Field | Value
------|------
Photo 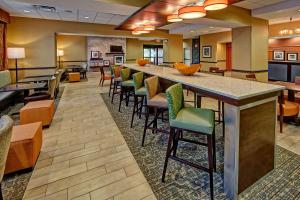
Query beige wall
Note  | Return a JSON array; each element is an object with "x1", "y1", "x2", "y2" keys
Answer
[
  {"x1": 7, "y1": 17, "x2": 183, "y2": 70},
  {"x1": 56, "y1": 35, "x2": 87, "y2": 64},
  {"x1": 126, "y1": 38, "x2": 163, "y2": 62},
  {"x1": 200, "y1": 31, "x2": 231, "y2": 71}
]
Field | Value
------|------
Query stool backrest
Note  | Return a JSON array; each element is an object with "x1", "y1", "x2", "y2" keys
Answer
[
  {"x1": 133, "y1": 72, "x2": 144, "y2": 92},
  {"x1": 120, "y1": 68, "x2": 131, "y2": 81},
  {"x1": 0, "y1": 115, "x2": 13, "y2": 182},
  {"x1": 166, "y1": 83, "x2": 184, "y2": 120},
  {"x1": 144, "y1": 76, "x2": 161, "y2": 100},
  {"x1": 113, "y1": 66, "x2": 123, "y2": 78}
]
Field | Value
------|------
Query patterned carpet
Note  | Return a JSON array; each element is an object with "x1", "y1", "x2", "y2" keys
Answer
[
  {"x1": 0, "y1": 86, "x2": 64, "y2": 200},
  {"x1": 101, "y1": 93, "x2": 300, "y2": 200}
]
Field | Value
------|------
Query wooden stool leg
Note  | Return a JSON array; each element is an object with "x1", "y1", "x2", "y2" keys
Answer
[
  {"x1": 111, "y1": 81, "x2": 117, "y2": 103},
  {"x1": 218, "y1": 101, "x2": 221, "y2": 122},
  {"x1": 131, "y1": 95, "x2": 137, "y2": 128},
  {"x1": 142, "y1": 106, "x2": 150, "y2": 147},
  {"x1": 118, "y1": 87, "x2": 124, "y2": 112},
  {"x1": 109, "y1": 78, "x2": 113, "y2": 97},
  {"x1": 153, "y1": 108, "x2": 158, "y2": 133},
  {"x1": 0, "y1": 182, "x2": 3, "y2": 200},
  {"x1": 212, "y1": 130, "x2": 216, "y2": 172},
  {"x1": 207, "y1": 135, "x2": 215, "y2": 200},
  {"x1": 162, "y1": 127, "x2": 175, "y2": 182},
  {"x1": 173, "y1": 129, "x2": 179, "y2": 157},
  {"x1": 222, "y1": 102, "x2": 225, "y2": 138},
  {"x1": 138, "y1": 96, "x2": 144, "y2": 119}
]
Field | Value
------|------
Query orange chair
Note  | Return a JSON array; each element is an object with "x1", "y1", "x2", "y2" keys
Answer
[
  {"x1": 99, "y1": 66, "x2": 112, "y2": 86},
  {"x1": 277, "y1": 95, "x2": 299, "y2": 132},
  {"x1": 68, "y1": 72, "x2": 80, "y2": 82},
  {"x1": 20, "y1": 100, "x2": 54, "y2": 127},
  {"x1": 5, "y1": 122, "x2": 42, "y2": 174}
]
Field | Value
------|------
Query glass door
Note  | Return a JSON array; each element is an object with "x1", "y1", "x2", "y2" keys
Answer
[{"x1": 143, "y1": 45, "x2": 163, "y2": 65}]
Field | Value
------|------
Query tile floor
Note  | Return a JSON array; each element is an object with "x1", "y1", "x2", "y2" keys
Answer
[
  {"x1": 22, "y1": 72, "x2": 300, "y2": 200},
  {"x1": 23, "y1": 73, "x2": 156, "y2": 200}
]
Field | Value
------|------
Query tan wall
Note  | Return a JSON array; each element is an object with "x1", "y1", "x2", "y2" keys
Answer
[
  {"x1": 126, "y1": 38, "x2": 163, "y2": 62},
  {"x1": 56, "y1": 35, "x2": 87, "y2": 63},
  {"x1": 200, "y1": 31, "x2": 231, "y2": 71},
  {"x1": 7, "y1": 17, "x2": 183, "y2": 70}
]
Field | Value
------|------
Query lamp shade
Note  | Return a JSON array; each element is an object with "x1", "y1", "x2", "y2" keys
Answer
[
  {"x1": 7, "y1": 48, "x2": 25, "y2": 59},
  {"x1": 167, "y1": 14, "x2": 183, "y2": 22},
  {"x1": 204, "y1": 0, "x2": 228, "y2": 11},
  {"x1": 178, "y1": 6, "x2": 206, "y2": 19},
  {"x1": 57, "y1": 49, "x2": 64, "y2": 57}
]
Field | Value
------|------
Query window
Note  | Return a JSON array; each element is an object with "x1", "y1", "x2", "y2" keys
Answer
[{"x1": 143, "y1": 45, "x2": 163, "y2": 65}]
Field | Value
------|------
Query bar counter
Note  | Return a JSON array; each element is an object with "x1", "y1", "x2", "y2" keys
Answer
[{"x1": 124, "y1": 63, "x2": 285, "y2": 200}]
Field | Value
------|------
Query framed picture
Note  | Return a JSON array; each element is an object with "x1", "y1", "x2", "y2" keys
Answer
[
  {"x1": 273, "y1": 51, "x2": 285, "y2": 61},
  {"x1": 91, "y1": 51, "x2": 100, "y2": 60},
  {"x1": 202, "y1": 46, "x2": 212, "y2": 58},
  {"x1": 114, "y1": 56, "x2": 124, "y2": 65},
  {"x1": 104, "y1": 60, "x2": 110, "y2": 66},
  {"x1": 287, "y1": 53, "x2": 298, "y2": 61},
  {"x1": 98, "y1": 60, "x2": 104, "y2": 66}
]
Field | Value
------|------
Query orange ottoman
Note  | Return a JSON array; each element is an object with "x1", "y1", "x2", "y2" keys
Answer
[
  {"x1": 5, "y1": 122, "x2": 43, "y2": 174},
  {"x1": 20, "y1": 100, "x2": 54, "y2": 127},
  {"x1": 69, "y1": 72, "x2": 80, "y2": 82}
]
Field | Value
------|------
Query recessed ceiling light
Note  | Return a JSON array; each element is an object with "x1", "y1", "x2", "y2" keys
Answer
[
  {"x1": 190, "y1": 30, "x2": 195, "y2": 33},
  {"x1": 84, "y1": 16, "x2": 89, "y2": 19},
  {"x1": 209, "y1": 26, "x2": 215, "y2": 29},
  {"x1": 24, "y1": 10, "x2": 31, "y2": 13}
]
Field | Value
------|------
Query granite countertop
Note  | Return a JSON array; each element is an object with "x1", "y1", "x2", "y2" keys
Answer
[{"x1": 125, "y1": 64, "x2": 285, "y2": 100}]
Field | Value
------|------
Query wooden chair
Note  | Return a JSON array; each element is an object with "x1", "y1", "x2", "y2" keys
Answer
[
  {"x1": 0, "y1": 115, "x2": 13, "y2": 200},
  {"x1": 118, "y1": 68, "x2": 134, "y2": 112},
  {"x1": 99, "y1": 66, "x2": 112, "y2": 87},
  {"x1": 80, "y1": 63, "x2": 88, "y2": 79}
]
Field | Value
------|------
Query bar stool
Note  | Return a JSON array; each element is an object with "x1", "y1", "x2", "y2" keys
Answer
[
  {"x1": 130, "y1": 72, "x2": 146, "y2": 128},
  {"x1": 111, "y1": 66, "x2": 123, "y2": 103},
  {"x1": 162, "y1": 83, "x2": 216, "y2": 200},
  {"x1": 142, "y1": 76, "x2": 168, "y2": 146},
  {"x1": 118, "y1": 68, "x2": 134, "y2": 112}
]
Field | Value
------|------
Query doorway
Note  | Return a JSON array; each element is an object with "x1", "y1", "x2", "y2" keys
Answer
[
  {"x1": 143, "y1": 45, "x2": 163, "y2": 65},
  {"x1": 184, "y1": 48, "x2": 191, "y2": 65},
  {"x1": 226, "y1": 43, "x2": 232, "y2": 71}
]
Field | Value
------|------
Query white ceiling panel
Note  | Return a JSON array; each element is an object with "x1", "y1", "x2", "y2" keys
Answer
[
  {"x1": 107, "y1": 15, "x2": 128, "y2": 25},
  {"x1": 234, "y1": 0, "x2": 286, "y2": 10}
]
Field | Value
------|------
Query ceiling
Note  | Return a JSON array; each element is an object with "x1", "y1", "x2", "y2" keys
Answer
[
  {"x1": 0, "y1": 0, "x2": 140, "y2": 25},
  {"x1": 1, "y1": 0, "x2": 300, "y2": 38}
]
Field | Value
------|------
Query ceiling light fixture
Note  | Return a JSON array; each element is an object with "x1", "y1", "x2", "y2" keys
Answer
[
  {"x1": 204, "y1": 0, "x2": 228, "y2": 11},
  {"x1": 132, "y1": 30, "x2": 142, "y2": 35},
  {"x1": 167, "y1": 14, "x2": 183, "y2": 22},
  {"x1": 24, "y1": 10, "x2": 31, "y2": 13},
  {"x1": 143, "y1": 25, "x2": 155, "y2": 31},
  {"x1": 178, "y1": 6, "x2": 206, "y2": 19},
  {"x1": 134, "y1": 27, "x2": 150, "y2": 34},
  {"x1": 84, "y1": 16, "x2": 89, "y2": 19}
]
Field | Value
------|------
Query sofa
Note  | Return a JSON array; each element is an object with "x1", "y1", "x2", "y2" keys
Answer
[{"x1": 0, "y1": 70, "x2": 17, "y2": 110}]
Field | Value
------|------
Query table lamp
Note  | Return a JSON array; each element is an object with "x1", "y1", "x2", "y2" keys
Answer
[
  {"x1": 7, "y1": 47, "x2": 25, "y2": 83},
  {"x1": 57, "y1": 49, "x2": 64, "y2": 68}
]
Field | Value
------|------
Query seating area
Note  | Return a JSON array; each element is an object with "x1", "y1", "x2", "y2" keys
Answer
[{"x1": 1, "y1": 1, "x2": 300, "y2": 200}]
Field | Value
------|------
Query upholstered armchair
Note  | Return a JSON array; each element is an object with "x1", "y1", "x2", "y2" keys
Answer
[{"x1": 0, "y1": 115, "x2": 13, "y2": 199}]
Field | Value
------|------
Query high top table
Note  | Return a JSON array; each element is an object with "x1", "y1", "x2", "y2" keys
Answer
[{"x1": 124, "y1": 64, "x2": 285, "y2": 199}]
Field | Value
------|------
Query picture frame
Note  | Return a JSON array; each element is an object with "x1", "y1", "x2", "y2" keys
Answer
[
  {"x1": 104, "y1": 60, "x2": 110, "y2": 66},
  {"x1": 91, "y1": 51, "x2": 100, "y2": 60},
  {"x1": 273, "y1": 51, "x2": 285, "y2": 61},
  {"x1": 98, "y1": 60, "x2": 104, "y2": 66},
  {"x1": 202, "y1": 46, "x2": 212, "y2": 58},
  {"x1": 114, "y1": 55, "x2": 124, "y2": 65},
  {"x1": 287, "y1": 53, "x2": 298, "y2": 61}
]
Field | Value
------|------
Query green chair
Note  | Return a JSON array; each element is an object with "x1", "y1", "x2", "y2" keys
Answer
[
  {"x1": 162, "y1": 83, "x2": 216, "y2": 200},
  {"x1": 118, "y1": 68, "x2": 134, "y2": 112},
  {"x1": 130, "y1": 72, "x2": 147, "y2": 128},
  {"x1": 142, "y1": 76, "x2": 168, "y2": 146}
]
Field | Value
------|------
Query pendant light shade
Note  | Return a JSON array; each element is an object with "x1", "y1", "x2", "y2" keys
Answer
[
  {"x1": 167, "y1": 14, "x2": 183, "y2": 22},
  {"x1": 133, "y1": 27, "x2": 150, "y2": 34},
  {"x1": 132, "y1": 30, "x2": 142, "y2": 35},
  {"x1": 204, "y1": 0, "x2": 228, "y2": 11},
  {"x1": 143, "y1": 25, "x2": 155, "y2": 31},
  {"x1": 178, "y1": 6, "x2": 206, "y2": 19}
]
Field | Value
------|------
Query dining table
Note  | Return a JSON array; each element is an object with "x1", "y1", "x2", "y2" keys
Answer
[
  {"x1": 0, "y1": 82, "x2": 47, "y2": 96},
  {"x1": 272, "y1": 81, "x2": 300, "y2": 101},
  {"x1": 124, "y1": 63, "x2": 285, "y2": 200},
  {"x1": 18, "y1": 76, "x2": 53, "y2": 83}
]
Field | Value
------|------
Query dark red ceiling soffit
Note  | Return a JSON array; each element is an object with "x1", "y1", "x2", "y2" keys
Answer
[
  {"x1": 115, "y1": 0, "x2": 243, "y2": 31},
  {"x1": 0, "y1": 8, "x2": 10, "y2": 23}
]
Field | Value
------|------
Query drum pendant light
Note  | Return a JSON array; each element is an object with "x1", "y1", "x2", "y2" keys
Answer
[
  {"x1": 178, "y1": 6, "x2": 206, "y2": 19},
  {"x1": 167, "y1": 14, "x2": 183, "y2": 22},
  {"x1": 204, "y1": 0, "x2": 228, "y2": 11}
]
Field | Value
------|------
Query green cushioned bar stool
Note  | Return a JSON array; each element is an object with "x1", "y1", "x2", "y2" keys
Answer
[
  {"x1": 142, "y1": 76, "x2": 168, "y2": 146},
  {"x1": 130, "y1": 72, "x2": 147, "y2": 128},
  {"x1": 118, "y1": 68, "x2": 134, "y2": 112},
  {"x1": 111, "y1": 65, "x2": 123, "y2": 103},
  {"x1": 162, "y1": 83, "x2": 216, "y2": 200}
]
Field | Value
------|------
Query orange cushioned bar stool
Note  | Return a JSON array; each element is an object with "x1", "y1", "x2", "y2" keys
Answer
[
  {"x1": 69, "y1": 72, "x2": 81, "y2": 82},
  {"x1": 5, "y1": 122, "x2": 42, "y2": 174},
  {"x1": 20, "y1": 100, "x2": 54, "y2": 127}
]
